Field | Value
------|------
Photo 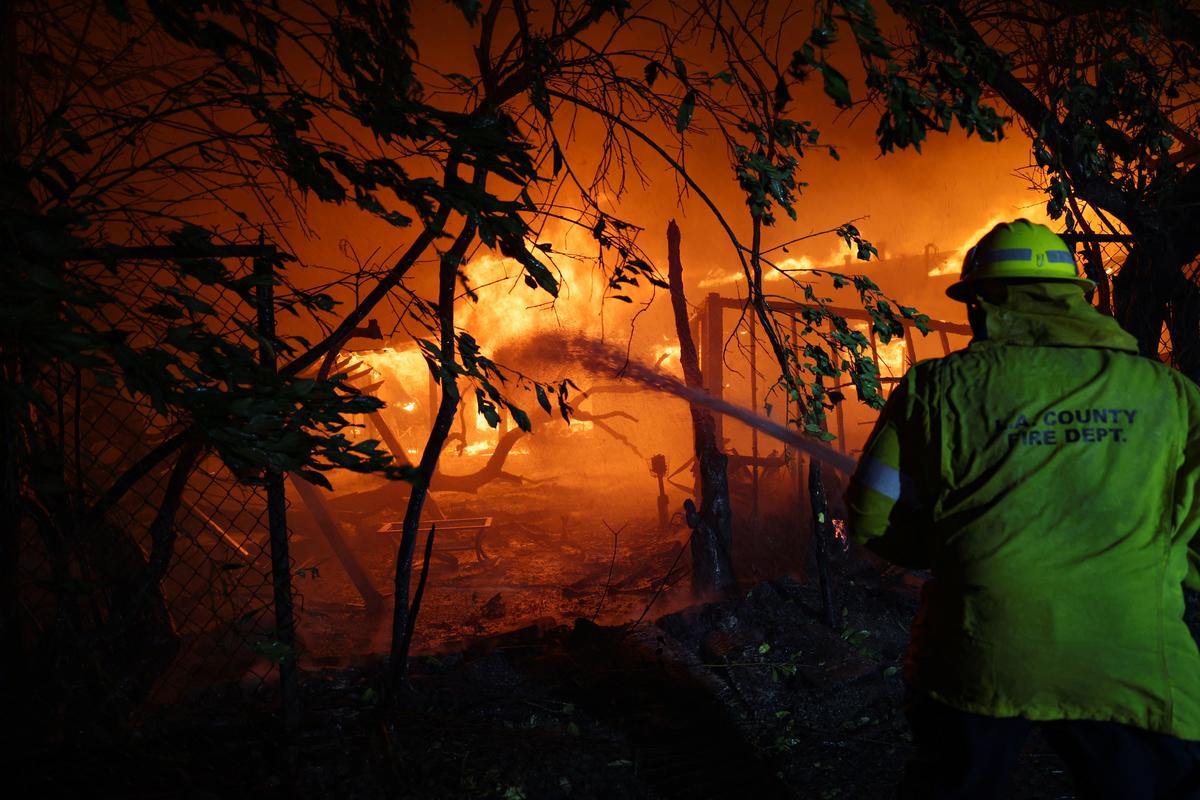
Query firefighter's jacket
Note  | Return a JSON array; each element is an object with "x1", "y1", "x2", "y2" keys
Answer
[{"x1": 846, "y1": 282, "x2": 1200, "y2": 740}]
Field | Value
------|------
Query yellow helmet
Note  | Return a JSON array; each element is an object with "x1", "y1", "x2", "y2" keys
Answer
[{"x1": 946, "y1": 219, "x2": 1094, "y2": 302}]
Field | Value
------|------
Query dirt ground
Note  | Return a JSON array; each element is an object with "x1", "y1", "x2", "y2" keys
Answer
[
  {"x1": 291, "y1": 473, "x2": 706, "y2": 664},
  {"x1": 18, "y1": 535, "x2": 1167, "y2": 799},
  {"x1": 14, "y1": 466, "x2": 1199, "y2": 799}
]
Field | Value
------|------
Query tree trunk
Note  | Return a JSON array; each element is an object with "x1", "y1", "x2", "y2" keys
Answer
[
  {"x1": 666, "y1": 220, "x2": 735, "y2": 598},
  {"x1": 808, "y1": 460, "x2": 837, "y2": 629},
  {"x1": 389, "y1": 196, "x2": 481, "y2": 690},
  {"x1": 1167, "y1": 275, "x2": 1200, "y2": 384},
  {"x1": 103, "y1": 440, "x2": 201, "y2": 707},
  {"x1": 1113, "y1": 243, "x2": 1168, "y2": 360}
]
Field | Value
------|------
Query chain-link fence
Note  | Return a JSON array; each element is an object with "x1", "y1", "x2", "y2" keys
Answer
[
  {"x1": 1062, "y1": 232, "x2": 1135, "y2": 312},
  {"x1": 16, "y1": 250, "x2": 294, "y2": 706},
  {"x1": 1060, "y1": 232, "x2": 1182, "y2": 359}
]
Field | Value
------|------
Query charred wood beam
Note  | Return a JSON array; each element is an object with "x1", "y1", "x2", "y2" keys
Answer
[
  {"x1": 288, "y1": 475, "x2": 383, "y2": 613},
  {"x1": 317, "y1": 321, "x2": 385, "y2": 383},
  {"x1": 368, "y1": 411, "x2": 414, "y2": 470},
  {"x1": 572, "y1": 407, "x2": 642, "y2": 457},
  {"x1": 705, "y1": 295, "x2": 973, "y2": 335}
]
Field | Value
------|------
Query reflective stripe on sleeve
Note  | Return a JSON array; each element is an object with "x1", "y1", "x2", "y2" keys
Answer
[
  {"x1": 856, "y1": 456, "x2": 902, "y2": 500},
  {"x1": 855, "y1": 457, "x2": 921, "y2": 507}
]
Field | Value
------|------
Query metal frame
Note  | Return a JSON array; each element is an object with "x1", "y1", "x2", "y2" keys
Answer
[{"x1": 694, "y1": 293, "x2": 970, "y2": 519}]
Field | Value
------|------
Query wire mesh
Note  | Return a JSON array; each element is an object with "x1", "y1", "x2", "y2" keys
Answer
[{"x1": 17, "y1": 252, "x2": 294, "y2": 705}]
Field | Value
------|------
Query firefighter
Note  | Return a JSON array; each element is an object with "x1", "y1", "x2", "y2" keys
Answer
[{"x1": 846, "y1": 219, "x2": 1200, "y2": 799}]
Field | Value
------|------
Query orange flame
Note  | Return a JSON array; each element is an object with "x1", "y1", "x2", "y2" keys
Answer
[{"x1": 929, "y1": 208, "x2": 1055, "y2": 277}]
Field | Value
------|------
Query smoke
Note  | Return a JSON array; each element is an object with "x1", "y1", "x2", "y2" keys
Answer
[{"x1": 523, "y1": 331, "x2": 859, "y2": 475}]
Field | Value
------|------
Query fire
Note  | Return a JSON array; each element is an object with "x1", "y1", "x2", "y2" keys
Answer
[
  {"x1": 456, "y1": 253, "x2": 547, "y2": 343},
  {"x1": 356, "y1": 346, "x2": 428, "y2": 386},
  {"x1": 876, "y1": 339, "x2": 907, "y2": 376},
  {"x1": 929, "y1": 208, "x2": 1056, "y2": 277},
  {"x1": 472, "y1": 409, "x2": 495, "y2": 432},
  {"x1": 773, "y1": 255, "x2": 819, "y2": 276},
  {"x1": 353, "y1": 346, "x2": 429, "y2": 411},
  {"x1": 833, "y1": 519, "x2": 848, "y2": 551},
  {"x1": 462, "y1": 441, "x2": 494, "y2": 457},
  {"x1": 651, "y1": 341, "x2": 682, "y2": 373},
  {"x1": 457, "y1": 222, "x2": 613, "y2": 347},
  {"x1": 696, "y1": 254, "x2": 826, "y2": 288},
  {"x1": 929, "y1": 257, "x2": 960, "y2": 278},
  {"x1": 854, "y1": 322, "x2": 907, "y2": 376}
]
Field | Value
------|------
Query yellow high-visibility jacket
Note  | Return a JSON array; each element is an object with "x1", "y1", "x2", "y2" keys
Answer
[{"x1": 847, "y1": 282, "x2": 1200, "y2": 740}]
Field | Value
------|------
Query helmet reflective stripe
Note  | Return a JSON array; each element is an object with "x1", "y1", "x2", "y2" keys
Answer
[
  {"x1": 1045, "y1": 250, "x2": 1075, "y2": 264},
  {"x1": 983, "y1": 248, "x2": 1033, "y2": 263}
]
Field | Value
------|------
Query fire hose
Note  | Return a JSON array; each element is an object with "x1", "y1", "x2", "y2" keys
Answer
[{"x1": 539, "y1": 332, "x2": 859, "y2": 476}]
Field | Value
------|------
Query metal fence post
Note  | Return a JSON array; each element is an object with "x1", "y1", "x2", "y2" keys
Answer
[{"x1": 254, "y1": 254, "x2": 300, "y2": 732}]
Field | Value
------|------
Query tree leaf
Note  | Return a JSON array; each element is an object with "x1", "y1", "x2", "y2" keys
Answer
[
  {"x1": 820, "y1": 62, "x2": 852, "y2": 108},
  {"x1": 644, "y1": 61, "x2": 660, "y2": 87},
  {"x1": 509, "y1": 405, "x2": 531, "y2": 432},
  {"x1": 535, "y1": 384, "x2": 552, "y2": 415},
  {"x1": 676, "y1": 89, "x2": 696, "y2": 133}
]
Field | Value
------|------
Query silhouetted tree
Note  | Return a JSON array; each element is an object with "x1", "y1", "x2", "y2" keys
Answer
[{"x1": 887, "y1": 0, "x2": 1200, "y2": 376}]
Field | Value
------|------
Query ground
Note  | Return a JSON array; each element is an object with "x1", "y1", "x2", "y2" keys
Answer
[
  {"x1": 17, "y1": 536, "x2": 1160, "y2": 800},
  {"x1": 14, "y1": 469, "x2": 1198, "y2": 799}
]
